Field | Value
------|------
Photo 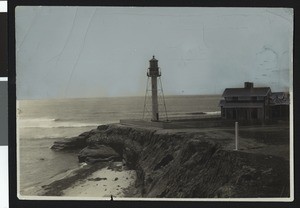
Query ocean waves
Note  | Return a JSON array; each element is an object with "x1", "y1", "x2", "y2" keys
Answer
[{"x1": 17, "y1": 117, "x2": 99, "y2": 129}]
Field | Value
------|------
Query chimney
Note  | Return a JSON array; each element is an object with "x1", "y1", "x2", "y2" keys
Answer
[{"x1": 244, "y1": 82, "x2": 253, "y2": 89}]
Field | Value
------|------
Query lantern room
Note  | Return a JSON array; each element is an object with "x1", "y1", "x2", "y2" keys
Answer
[{"x1": 147, "y1": 56, "x2": 161, "y2": 77}]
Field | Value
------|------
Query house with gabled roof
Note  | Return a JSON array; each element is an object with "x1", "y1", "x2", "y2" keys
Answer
[{"x1": 219, "y1": 82, "x2": 289, "y2": 121}]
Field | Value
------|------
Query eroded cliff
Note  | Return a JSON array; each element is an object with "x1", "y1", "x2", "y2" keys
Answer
[{"x1": 51, "y1": 123, "x2": 290, "y2": 198}]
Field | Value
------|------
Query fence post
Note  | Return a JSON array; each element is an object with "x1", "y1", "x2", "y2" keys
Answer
[{"x1": 235, "y1": 121, "x2": 238, "y2": 150}]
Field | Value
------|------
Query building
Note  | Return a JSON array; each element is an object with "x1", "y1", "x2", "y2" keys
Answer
[
  {"x1": 269, "y1": 92, "x2": 289, "y2": 120},
  {"x1": 219, "y1": 82, "x2": 289, "y2": 121}
]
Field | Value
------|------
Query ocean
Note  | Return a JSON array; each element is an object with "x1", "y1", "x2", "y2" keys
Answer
[{"x1": 17, "y1": 95, "x2": 221, "y2": 196}]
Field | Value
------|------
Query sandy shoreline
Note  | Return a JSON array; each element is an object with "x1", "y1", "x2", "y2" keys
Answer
[{"x1": 62, "y1": 161, "x2": 137, "y2": 198}]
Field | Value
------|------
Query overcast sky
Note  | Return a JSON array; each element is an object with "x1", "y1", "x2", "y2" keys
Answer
[{"x1": 16, "y1": 7, "x2": 293, "y2": 99}]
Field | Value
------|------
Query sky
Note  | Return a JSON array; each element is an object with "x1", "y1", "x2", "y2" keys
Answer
[{"x1": 15, "y1": 7, "x2": 293, "y2": 99}]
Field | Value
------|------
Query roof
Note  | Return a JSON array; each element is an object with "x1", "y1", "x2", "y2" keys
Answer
[
  {"x1": 222, "y1": 87, "x2": 271, "y2": 97},
  {"x1": 219, "y1": 100, "x2": 264, "y2": 108},
  {"x1": 150, "y1": 55, "x2": 158, "y2": 61}
]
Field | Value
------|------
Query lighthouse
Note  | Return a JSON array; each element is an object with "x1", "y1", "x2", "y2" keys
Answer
[
  {"x1": 147, "y1": 56, "x2": 161, "y2": 121},
  {"x1": 143, "y1": 56, "x2": 168, "y2": 122}
]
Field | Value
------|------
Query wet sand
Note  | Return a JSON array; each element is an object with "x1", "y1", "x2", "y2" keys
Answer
[{"x1": 62, "y1": 162, "x2": 137, "y2": 198}]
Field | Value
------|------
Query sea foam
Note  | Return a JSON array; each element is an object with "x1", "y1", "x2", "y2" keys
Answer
[{"x1": 18, "y1": 117, "x2": 98, "y2": 129}]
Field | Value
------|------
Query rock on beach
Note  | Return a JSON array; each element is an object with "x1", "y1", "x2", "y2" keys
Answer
[{"x1": 78, "y1": 144, "x2": 121, "y2": 163}]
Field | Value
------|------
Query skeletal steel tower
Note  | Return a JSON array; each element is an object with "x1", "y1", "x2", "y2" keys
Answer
[{"x1": 143, "y1": 56, "x2": 168, "y2": 121}]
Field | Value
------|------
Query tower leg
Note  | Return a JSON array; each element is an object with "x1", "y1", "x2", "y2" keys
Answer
[
  {"x1": 159, "y1": 77, "x2": 169, "y2": 121},
  {"x1": 151, "y1": 77, "x2": 159, "y2": 121},
  {"x1": 142, "y1": 77, "x2": 150, "y2": 119}
]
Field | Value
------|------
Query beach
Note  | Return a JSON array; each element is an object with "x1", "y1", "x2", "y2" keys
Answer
[{"x1": 62, "y1": 162, "x2": 137, "y2": 198}]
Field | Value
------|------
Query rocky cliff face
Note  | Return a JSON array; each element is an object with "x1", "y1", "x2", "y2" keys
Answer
[{"x1": 51, "y1": 124, "x2": 290, "y2": 198}]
